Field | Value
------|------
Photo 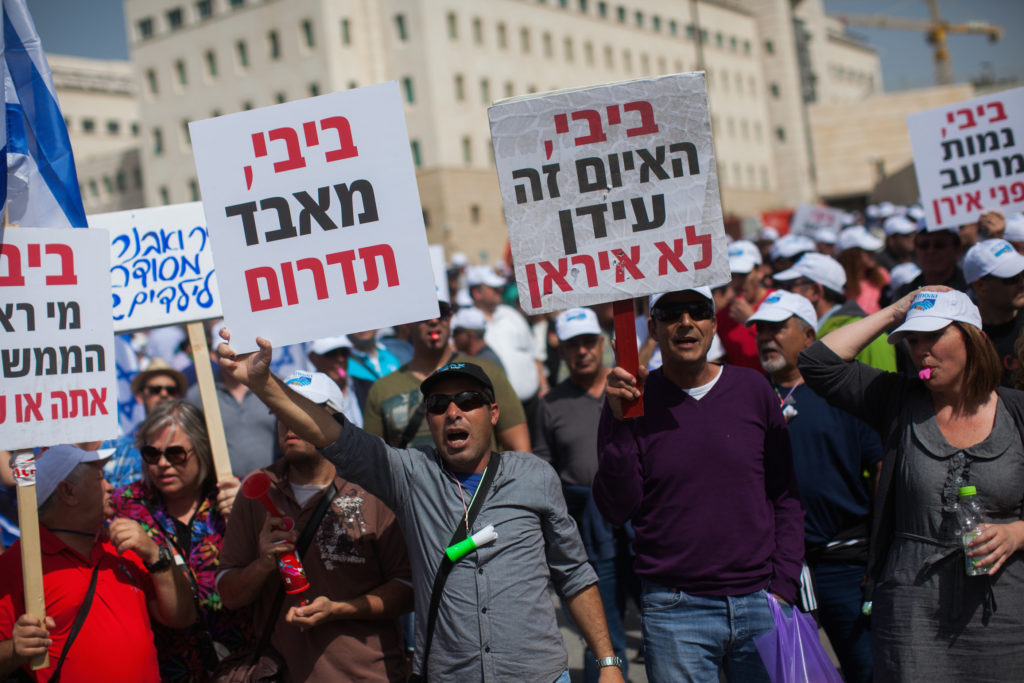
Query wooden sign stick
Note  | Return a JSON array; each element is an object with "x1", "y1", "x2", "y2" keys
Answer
[
  {"x1": 11, "y1": 450, "x2": 48, "y2": 670},
  {"x1": 612, "y1": 299, "x2": 644, "y2": 418},
  {"x1": 186, "y1": 321, "x2": 233, "y2": 478}
]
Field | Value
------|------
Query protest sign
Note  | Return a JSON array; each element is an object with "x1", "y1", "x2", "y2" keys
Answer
[
  {"x1": 790, "y1": 204, "x2": 845, "y2": 238},
  {"x1": 488, "y1": 73, "x2": 728, "y2": 315},
  {"x1": 92, "y1": 202, "x2": 222, "y2": 332},
  {"x1": 190, "y1": 81, "x2": 437, "y2": 354},
  {"x1": 908, "y1": 86, "x2": 1024, "y2": 230},
  {"x1": 0, "y1": 227, "x2": 118, "y2": 449}
]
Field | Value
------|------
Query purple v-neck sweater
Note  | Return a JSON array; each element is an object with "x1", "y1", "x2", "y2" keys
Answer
[{"x1": 594, "y1": 365, "x2": 804, "y2": 603}]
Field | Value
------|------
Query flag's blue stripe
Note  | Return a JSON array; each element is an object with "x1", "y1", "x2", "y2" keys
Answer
[{"x1": 3, "y1": 11, "x2": 86, "y2": 227}]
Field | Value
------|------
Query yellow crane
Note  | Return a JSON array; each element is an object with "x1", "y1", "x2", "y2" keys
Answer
[{"x1": 836, "y1": 0, "x2": 1002, "y2": 86}]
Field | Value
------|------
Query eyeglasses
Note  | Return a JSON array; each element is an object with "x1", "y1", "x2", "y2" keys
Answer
[
  {"x1": 144, "y1": 384, "x2": 179, "y2": 397},
  {"x1": 650, "y1": 300, "x2": 715, "y2": 323},
  {"x1": 140, "y1": 445, "x2": 192, "y2": 466},
  {"x1": 424, "y1": 390, "x2": 492, "y2": 415}
]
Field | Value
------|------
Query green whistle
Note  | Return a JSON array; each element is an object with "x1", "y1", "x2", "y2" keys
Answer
[{"x1": 446, "y1": 524, "x2": 497, "y2": 562}]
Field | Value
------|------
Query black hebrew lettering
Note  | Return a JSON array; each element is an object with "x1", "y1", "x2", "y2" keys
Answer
[
  {"x1": 260, "y1": 196, "x2": 297, "y2": 242},
  {"x1": 226, "y1": 201, "x2": 260, "y2": 246},
  {"x1": 631, "y1": 194, "x2": 666, "y2": 231},
  {"x1": 334, "y1": 180, "x2": 378, "y2": 227}
]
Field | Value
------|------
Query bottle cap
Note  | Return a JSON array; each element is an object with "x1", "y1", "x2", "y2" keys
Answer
[{"x1": 958, "y1": 485, "x2": 977, "y2": 497}]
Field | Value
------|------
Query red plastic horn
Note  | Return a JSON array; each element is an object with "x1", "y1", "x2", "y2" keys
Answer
[{"x1": 240, "y1": 471, "x2": 309, "y2": 597}]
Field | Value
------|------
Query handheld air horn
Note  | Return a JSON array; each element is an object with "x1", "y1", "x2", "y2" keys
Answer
[{"x1": 241, "y1": 471, "x2": 311, "y2": 601}]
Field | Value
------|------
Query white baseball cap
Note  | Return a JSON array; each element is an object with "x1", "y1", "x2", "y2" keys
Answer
[
  {"x1": 35, "y1": 445, "x2": 111, "y2": 508},
  {"x1": 906, "y1": 205, "x2": 926, "y2": 222},
  {"x1": 757, "y1": 226, "x2": 780, "y2": 242},
  {"x1": 555, "y1": 307, "x2": 602, "y2": 341},
  {"x1": 745, "y1": 290, "x2": 818, "y2": 328},
  {"x1": 889, "y1": 262, "x2": 922, "y2": 292},
  {"x1": 770, "y1": 234, "x2": 815, "y2": 262},
  {"x1": 650, "y1": 287, "x2": 715, "y2": 309},
  {"x1": 728, "y1": 240, "x2": 762, "y2": 274},
  {"x1": 1004, "y1": 213, "x2": 1024, "y2": 242},
  {"x1": 773, "y1": 252, "x2": 847, "y2": 294},
  {"x1": 883, "y1": 215, "x2": 917, "y2": 236},
  {"x1": 466, "y1": 265, "x2": 505, "y2": 289},
  {"x1": 451, "y1": 306, "x2": 488, "y2": 332},
  {"x1": 837, "y1": 226, "x2": 883, "y2": 253},
  {"x1": 450, "y1": 252, "x2": 468, "y2": 268},
  {"x1": 310, "y1": 335, "x2": 353, "y2": 356},
  {"x1": 887, "y1": 290, "x2": 982, "y2": 343},
  {"x1": 284, "y1": 371, "x2": 345, "y2": 412},
  {"x1": 813, "y1": 227, "x2": 837, "y2": 245},
  {"x1": 963, "y1": 239, "x2": 1024, "y2": 283}
]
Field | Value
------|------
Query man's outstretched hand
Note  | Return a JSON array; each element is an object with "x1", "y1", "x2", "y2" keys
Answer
[{"x1": 216, "y1": 328, "x2": 273, "y2": 391}]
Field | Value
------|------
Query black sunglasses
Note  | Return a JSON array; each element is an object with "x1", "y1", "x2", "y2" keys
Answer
[
  {"x1": 144, "y1": 384, "x2": 179, "y2": 397},
  {"x1": 140, "y1": 445, "x2": 192, "y2": 466},
  {"x1": 424, "y1": 390, "x2": 491, "y2": 415},
  {"x1": 650, "y1": 300, "x2": 714, "y2": 323}
]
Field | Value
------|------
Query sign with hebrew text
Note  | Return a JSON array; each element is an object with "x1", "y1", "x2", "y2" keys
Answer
[
  {"x1": 789, "y1": 204, "x2": 844, "y2": 238},
  {"x1": 908, "y1": 87, "x2": 1024, "y2": 230},
  {"x1": 189, "y1": 82, "x2": 437, "y2": 353},
  {"x1": 0, "y1": 227, "x2": 118, "y2": 449},
  {"x1": 91, "y1": 202, "x2": 222, "y2": 332},
  {"x1": 489, "y1": 74, "x2": 728, "y2": 314}
]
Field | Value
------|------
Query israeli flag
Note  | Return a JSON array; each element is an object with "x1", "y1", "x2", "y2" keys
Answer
[{"x1": 2, "y1": 0, "x2": 87, "y2": 228}]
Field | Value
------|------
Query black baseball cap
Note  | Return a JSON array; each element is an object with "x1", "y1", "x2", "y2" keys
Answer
[{"x1": 420, "y1": 361, "x2": 495, "y2": 401}]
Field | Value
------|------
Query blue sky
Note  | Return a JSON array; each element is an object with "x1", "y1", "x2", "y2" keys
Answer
[{"x1": 25, "y1": 0, "x2": 1024, "y2": 93}]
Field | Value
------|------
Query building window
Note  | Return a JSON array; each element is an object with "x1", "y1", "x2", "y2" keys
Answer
[
  {"x1": 770, "y1": 82, "x2": 780, "y2": 98},
  {"x1": 584, "y1": 41, "x2": 594, "y2": 66},
  {"x1": 462, "y1": 136, "x2": 472, "y2": 164},
  {"x1": 145, "y1": 68, "x2": 158, "y2": 94},
  {"x1": 520, "y1": 27, "x2": 530, "y2": 52},
  {"x1": 640, "y1": 53, "x2": 649, "y2": 73},
  {"x1": 89, "y1": 179, "x2": 99, "y2": 197},
  {"x1": 743, "y1": 39, "x2": 751, "y2": 55},
  {"x1": 137, "y1": 17, "x2": 154, "y2": 40},
  {"x1": 182, "y1": 119, "x2": 191, "y2": 146},
  {"x1": 764, "y1": 40, "x2": 774, "y2": 54},
  {"x1": 497, "y1": 23, "x2": 507, "y2": 49},
  {"x1": 131, "y1": 122, "x2": 140, "y2": 136},
  {"x1": 395, "y1": 14, "x2": 408, "y2": 42},
  {"x1": 175, "y1": 59, "x2": 187, "y2": 86},
  {"x1": 159, "y1": 186, "x2": 170, "y2": 205},
  {"x1": 229, "y1": 0, "x2": 244, "y2": 8},
  {"x1": 205, "y1": 50, "x2": 217, "y2": 76},
  {"x1": 715, "y1": 32, "x2": 723, "y2": 47},
  {"x1": 504, "y1": 80, "x2": 514, "y2": 97},
  {"x1": 275, "y1": 92, "x2": 286, "y2": 103},
  {"x1": 167, "y1": 8, "x2": 184, "y2": 30},
  {"x1": 82, "y1": 118, "x2": 96, "y2": 133},
  {"x1": 730, "y1": 36, "x2": 738, "y2": 51},
  {"x1": 597, "y1": 2, "x2": 608, "y2": 18},
  {"x1": 473, "y1": 17, "x2": 483, "y2": 44},
  {"x1": 347, "y1": 80, "x2": 358, "y2": 89},
  {"x1": 604, "y1": 45, "x2": 614, "y2": 68},
  {"x1": 403, "y1": 76, "x2": 415, "y2": 103},
  {"x1": 775, "y1": 126, "x2": 786, "y2": 142},
  {"x1": 236, "y1": 40, "x2": 249, "y2": 68},
  {"x1": 190, "y1": 179, "x2": 200, "y2": 201},
  {"x1": 103, "y1": 176, "x2": 114, "y2": 194},
  {"x1": 196, "y1": 0, "x2": 212, "y2": 19},
  {"x1": 634, "y1": 10, "x2": 643, "y2": 27},
  {"x1": 470, "y1": 204, "x2": 481, "y2": 224},
  {"x1": 652, "y1": 15, "x2": 661, "y2": 31},
  {"x1": 543, "y1": 32, "x2": 552, "y2": 57},
  {"x1": 579, "y1": 0, "x2": 588, "y2": 11},
  {"x1": 685, "y1": 24, "x2": 695, "y2": 39},
  {"x1": 657, "y1": 56, "x2": 666, "y2": 73},
  {"x1": 116, "y1": 171, "x2": 126, "y2": 191},
  {"x1": 341, "y1": 18, "x2": 351, "y2": 45},
  {"x1": 480, "y1": 78, "x2": 490, "y2": 103},
  {"x1": 268, "y1": 30, "x2": 280, "y2": 59},
  {"x1": 446, "y1": 12, "x2": 457, "y2": 40},
  {"x1": 133, "y1": 167, "x2": 143, "y2": 188},
  {"x1": 309, "y1": 82, "x2": 320, "y2": 96},
  {"x1": 153, "y1": 128, "x2": 164, "y2": 155},
  {"x1": 410, "y1": 140, "x2": 422, "y2": 167},
  {"x1": 243, "y1": 100, "x2": 254, "y2": 110},
  {"x1": 622, "y1": 49, "x2": 632, "y2": 73},
  {"x1": 564, "y1": 37, "x2": 573, "y2": 62},
  {"x1": 302, "y1": 20, "x2": 315, "y2": 48},
  {"x1": 454, "y1": 74, "x2": 465, "y2": 101},
  {"x1": 106, "y1": 120, "x2": 120, "y2": 135},
  {"x1": 669, "y1": 19, "x2": 678, "y2": 35},
  {"x1": 422, "y1": 209, "x2": 430, "y2": 227},
  {"x1": 616, "y1": 6, "x2": 625, "y2": 23}
]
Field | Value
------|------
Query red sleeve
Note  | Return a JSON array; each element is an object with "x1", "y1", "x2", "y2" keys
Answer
[{"x1": 0, "y1": 544, "x2": 26, "y2": 640}]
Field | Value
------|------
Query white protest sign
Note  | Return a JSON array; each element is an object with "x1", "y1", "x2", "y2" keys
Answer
[
  {"x1": 91, "y1": 202, "x2": 222, "y2": 332},
  {"x1": 790, "y1": 204, "x2": 845, "y2": 238},
  {"x1": 489, "y1": 73, "x2": 728, "y2": 314},
  {"x1": 0, "y1": 227, "x2": 118, "y2": 449},
  {"x1": 908, "y1": 86, "x2": 1024, "y2": 230},
  {"x1": 189, "y1": 81, "x2": 437, "y2": 353}
]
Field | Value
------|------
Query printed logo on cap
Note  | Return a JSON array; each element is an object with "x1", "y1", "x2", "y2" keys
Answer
[
  {"x1": 565, "y1": 312, "x2": 587, "y2": 322},
  {"x1": 765, "y1": 293, "x2": 784, "y2": 305},
  {"x1": 286, "y1": 375, "x2": 313, "y2": 387},
  {"x1": 437, "y1": 362, "x2": 466, "y2": 373},
  {"x1": 994, "y1": 243, "x2": 1013, "y2": 258},
  {"x1": 910, "y1": 293, "x2": 937, "y2": 311}
]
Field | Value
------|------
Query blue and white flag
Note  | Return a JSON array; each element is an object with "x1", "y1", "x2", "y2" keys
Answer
[{"x1": 1, "y1": 0, "x2": 86, "y2": 228}]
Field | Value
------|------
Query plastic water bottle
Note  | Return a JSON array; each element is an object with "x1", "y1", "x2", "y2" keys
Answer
[{"x1": 957, "y1": 486, "x2": 988, "y2": 576}]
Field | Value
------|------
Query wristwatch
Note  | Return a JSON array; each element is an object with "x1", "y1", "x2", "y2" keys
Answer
[
  {"x1": 595, "y1": 656, "x2": 623, "y2": 669},
  {"x1": 144, "y1": 544, "x2": 174, "y2": 573}
]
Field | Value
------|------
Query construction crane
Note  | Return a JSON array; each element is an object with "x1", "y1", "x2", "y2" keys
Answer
[{"x1": 836, "y1": 0, "x2": 1002, "y2": 86}]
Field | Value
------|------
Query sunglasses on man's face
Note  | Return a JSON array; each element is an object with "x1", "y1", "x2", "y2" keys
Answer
[
  {"x1": 424, "y1": 390, "x2": 491, "y2": 415},
  {"x1": 144, "y1": 384, "x2": 179, "y2": 397},
  {"x1": 650, "y1": 300, "x2": 715, "y2": 323},
  {"x1": 140, "y1": 445, "x2": 192, "y2": 466}
]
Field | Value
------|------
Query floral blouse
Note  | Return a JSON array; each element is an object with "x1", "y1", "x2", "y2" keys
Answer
[{"x1": 114, "y1": 481, "x2": 253, "y2": 682}]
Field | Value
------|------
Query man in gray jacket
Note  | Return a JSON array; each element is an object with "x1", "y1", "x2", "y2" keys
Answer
[{"x1": 216, "y1": 331, "x2": 623, "y2": 682}]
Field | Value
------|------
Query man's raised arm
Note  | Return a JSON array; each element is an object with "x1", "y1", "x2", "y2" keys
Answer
[{"x1": 216, "y1": 331, "x2": 342, "y2": 448}]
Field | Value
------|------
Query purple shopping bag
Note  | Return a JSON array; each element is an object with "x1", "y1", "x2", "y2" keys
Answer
[{"x1": 753, "y1": 594, "x2": 843, "y2": 683}]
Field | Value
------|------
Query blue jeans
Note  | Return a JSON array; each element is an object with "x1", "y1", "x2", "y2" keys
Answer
[
  {"x1": 811, "y1": 563, "x2": 872, "y2": 683},
  {"x1": 641, "y1": 582, "x2": 774, "y2": 683}
]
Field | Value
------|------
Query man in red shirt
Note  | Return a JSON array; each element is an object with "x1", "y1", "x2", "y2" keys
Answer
[
  {"x1": 717, "y1": 240, "x2": 774, "y2": 370},
  {"x1": 0, "y1": 445, "x2": 195, "y2": 682}
]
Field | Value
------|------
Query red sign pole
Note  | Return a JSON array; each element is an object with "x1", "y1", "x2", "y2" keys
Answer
[{"x1": 612, "y1": 299, "x2": 644, "y2": 418}]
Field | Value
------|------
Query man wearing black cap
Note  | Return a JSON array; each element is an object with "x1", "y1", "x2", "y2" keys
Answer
[{"x1": 216, "y1": 332, "x2": 624, "y2": 682}]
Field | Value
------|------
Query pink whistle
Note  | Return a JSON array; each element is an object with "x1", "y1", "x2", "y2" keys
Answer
[
  {"x1": 241, "y1": 471, "x2": 309, "y2": 597},
  {"x1": 919, "y1": 367, "x2": 932, "y2": 380}
]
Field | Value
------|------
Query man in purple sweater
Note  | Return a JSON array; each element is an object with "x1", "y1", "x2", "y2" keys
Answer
[{"x1": 594, "y1": 286, "x2": 804, "y2": 682}]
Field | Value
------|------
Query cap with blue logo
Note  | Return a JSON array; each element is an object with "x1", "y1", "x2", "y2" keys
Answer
[
  {"x1": 887, "y1": 290, "x2": 982, "y2": 343},
  {"x1": 420, "y1": 361, "x2": 495, "y2": 400},
  {"x1": 555, "y1": 307, "x2": 601, "y2": 341},
  {"x1": 745, "y1": 290, "x2": 818, "y2": 328},
  {"x1": 963, "y1": 238, "x2": 1024, "y2": 284},
  {"x1": 284, "y1": 371, "x2": 345, "y2": 412}
]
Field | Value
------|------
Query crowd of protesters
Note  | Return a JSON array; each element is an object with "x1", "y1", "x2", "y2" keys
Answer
[{"x1": 2, "y1": 206, "x2": 1024, "y2": 682}]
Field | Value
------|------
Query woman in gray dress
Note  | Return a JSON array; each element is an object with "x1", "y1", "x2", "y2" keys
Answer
[{"x1": 798, "y1": 287, "x2": 1024, "y2": 681}]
